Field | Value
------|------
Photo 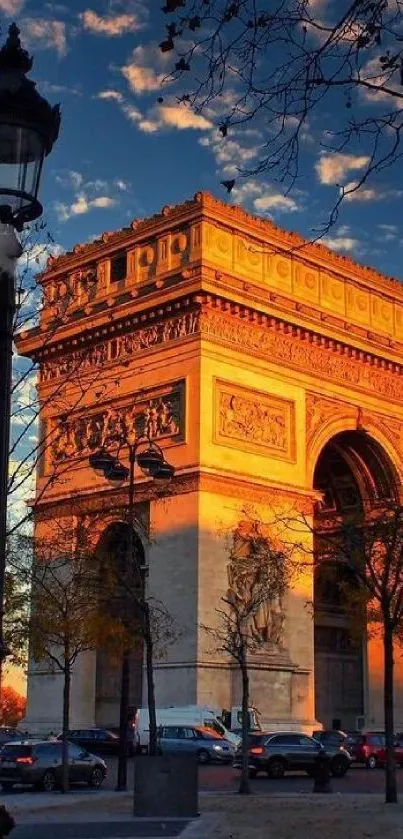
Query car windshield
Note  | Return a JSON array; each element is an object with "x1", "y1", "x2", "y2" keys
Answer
[{"x1": 1, "y1": 744, "x2": 32, "y2": 758}]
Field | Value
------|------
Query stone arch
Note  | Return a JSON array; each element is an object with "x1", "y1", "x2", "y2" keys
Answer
[
  {"x1": 307, "y1": 413, "x2": 403, "y2": 496},
  {"x1": 93, "y1": 520, "x2": 145, "y2": 728},
  {"x1": 312, "y1": 429, "x2": 399, "y2": 731}
]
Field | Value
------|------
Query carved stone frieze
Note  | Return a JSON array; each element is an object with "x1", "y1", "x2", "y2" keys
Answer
[
  {"x1": 40, "y1": 310, "x2": 200, "y2": 382},
  {"x1": 50, "y1": 382, "x2": 184, "y2": 466},
  {"x1": 216, "y1": 379, "x2": 295, "y2": 461},
  {"x1": 201, "y1": 309, "x2": 403, "y2": 402}
]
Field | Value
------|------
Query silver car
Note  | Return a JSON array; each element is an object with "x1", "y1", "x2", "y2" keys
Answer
[
  {"x1": 158, "y1": 725, "x2": 233, "y2": 764},
  {"x1": 0, "y1": 739, "x2": 107, "y2": 791}
]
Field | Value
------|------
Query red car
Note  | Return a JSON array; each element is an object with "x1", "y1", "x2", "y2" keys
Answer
[{"x1": 353, "y1": 732, "x2": 403, "y2": 769}]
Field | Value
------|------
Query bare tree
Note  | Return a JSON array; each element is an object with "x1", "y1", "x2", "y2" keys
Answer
[
  {"x1": 94, "y1": 521, "x2": 180, "y2": 761},
  {"x1": 283, "y1": 500, "x2": 403, "y2": 804},
  {"x1": 204, "y1": 516, "x2": 293, "y2": 794},
  {"x1": 18, "y1": 522, "x2": 112, "y2": 794},
  {"x1": 162, "y1": 0, "x2": 403, "y2": 228}
]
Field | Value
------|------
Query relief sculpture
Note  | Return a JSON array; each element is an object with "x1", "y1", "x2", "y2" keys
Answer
[
  {"x1": 216, "y1": 380, "x2": 295, "y2": 460},
  {"x1": 227, "y1": 544, "x2": 285, "y2": 647},
  {"x1": 51, "y1": 387, "x2": 182, "y2": 465},
  {"x1": 40, "y1": 310, "x2": 200, "y2": 383}
]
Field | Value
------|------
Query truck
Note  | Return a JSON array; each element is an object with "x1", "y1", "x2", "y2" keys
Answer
[{"x1": 133, "y1": 705, "x2": 261, "y2": 752}]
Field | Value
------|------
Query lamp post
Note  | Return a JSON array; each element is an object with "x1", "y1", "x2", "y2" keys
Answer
[
  {"x1": 89, "y1": 435, "x2": 175, "y2": 791},
  {"x1": 0, "y1": 24, "x2": 60, "y2": 703}
]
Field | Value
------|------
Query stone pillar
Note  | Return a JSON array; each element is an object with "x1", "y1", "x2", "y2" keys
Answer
[{"x1": 145, "y1": 491, "x2": 199, "y2": 707}]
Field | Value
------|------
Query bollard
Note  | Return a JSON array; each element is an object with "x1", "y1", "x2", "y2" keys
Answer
[
  {"x1": 0, "y1": 804, "x2": 15, "y2": 837},
  {"x1": 313, "y1": 751, "x2": 333, "y2": 793}
]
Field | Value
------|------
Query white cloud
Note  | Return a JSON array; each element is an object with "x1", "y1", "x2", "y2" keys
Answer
[
  {"x1": 114, "y1": 179, "x2": 130, "y2": 192},
  {"x1": 0, "y1": 0, "x2": 26, "y2": 13},
  {"x1": 156, "y1": 104, "x2": 212, "y2": 131},
  {"x1": 21, "y1": 18, "x2": 68, "y2": 57},
  {"x1": 231, "y1": 178, "x2": 301, "y2": 215},
  {"x1": 122, "y1": 44, "x2": 171, "y2": 94},
  {"x1": 80, "y1": 10, "x2": 144, "y2": 36},
  {"x1": 200, "y1": 134, "x2": 259, "y2": 176},
  {"x1": 359, "y1": 56, "x2": 400, "y2": 105},
  {"x1": 321, "y1": 234, "x2": 360, "y2": 253},
  {"x1": 315, "y1": 153, "x2": 370, "y2": 185},
  {"x1": 97, "y1": 90, "x2": 212, "y2": 133},
  {"x1": 343, "y1": 180, "x2": 378, "y2": 202},
  {"x1": 97, "y1": 89, "x2": 124, "y2": 103},
  {"x1": 54, "y1": 193, "x2": 116, "y2": 222},
  {"x1": 55, "y1": 170, "x2": 84, "y2": 190},
  {"x1": 254, "y1": 194, "x2": 299, "y2": 213},
  {"x1": 19, "y1": 242, "x2": 64, "y2": 273}
]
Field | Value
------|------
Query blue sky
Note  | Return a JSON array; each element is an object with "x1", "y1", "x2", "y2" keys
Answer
[{"x1": 3, "y1": 0, "x2": 403, "y2": 281}]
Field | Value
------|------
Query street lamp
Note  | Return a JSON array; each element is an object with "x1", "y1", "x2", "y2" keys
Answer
[
  {"x1": 0, "y1": 24, "x2": 60, "y2": 692},
  {"x1": 89, "y1": 435, "x2": 175, "y2": 791}
]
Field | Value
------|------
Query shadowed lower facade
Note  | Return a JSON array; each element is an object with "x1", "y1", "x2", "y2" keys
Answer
[{"x1": 17, "y1": 191, "x2": 403, "y2": 733}]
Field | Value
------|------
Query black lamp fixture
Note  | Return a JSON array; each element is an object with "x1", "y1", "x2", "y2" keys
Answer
[
  {"x1": 104, "y1": 461, "x2": 130, "y2": 483},
  {"x1": 152, "y1": 459, "x2": 175, "y2": 482},
  {"x1": 0, "y1": 23, "x2": 60, "y2": 230},
  {"x1": 136, "y1": 446, "x2": 164, "y2": 475},
  {"x1": 89, "y1": 450, "x2": 116, "y2": 476}
]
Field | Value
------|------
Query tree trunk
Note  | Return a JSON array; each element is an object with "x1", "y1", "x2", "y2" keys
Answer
[
  {"x1": 144, "y1": 604, "x2": 158, "y2": 756},
  {"x1": 384, "y1": 620, "x2": 397, "y2": 803},
  {"x1": 116, "y1": 649, "x2": 130, "y2": 791},
  {"x1": 61, "y1": 664, "x2": 71, "y2": 794},
  {"x1": 239, "y1": 649, "x2": 250, "y2": 795}
]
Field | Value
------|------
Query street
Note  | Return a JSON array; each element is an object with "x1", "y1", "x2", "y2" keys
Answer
[
  {"x1": 0, "y1": 757, "x2": 399, "y2": 799},
  {"x1": 77, "y1": 757, "x2": 403, "y2": 796}
]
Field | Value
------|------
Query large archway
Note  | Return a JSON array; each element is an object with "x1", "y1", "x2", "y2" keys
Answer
[
  {"x1": 94, "y1": 522, "x2": 145, "y2": 727},
  {"x1": 313, "y1": 430, "x2": 399, "y2": 731}
]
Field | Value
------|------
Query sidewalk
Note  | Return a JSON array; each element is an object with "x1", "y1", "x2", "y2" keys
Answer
[
  {"x1": 5, "y1": 789, "x2": 403, "y2": 838},
  {"x1": 200, "y1": 793, "x2": 403, "y2": 838}
]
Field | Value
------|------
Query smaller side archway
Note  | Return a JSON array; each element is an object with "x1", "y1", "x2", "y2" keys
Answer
[
  {"x1": 313, "y1": 430, "x2": 400, "y2": 731},
  {"x1": 94, "y1": 521, "x2": 145, "y2": 728}
]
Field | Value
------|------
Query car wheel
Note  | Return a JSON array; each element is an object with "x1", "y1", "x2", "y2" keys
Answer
[
  {"x1": 248, "y1": 768, "x2": 258, "y2": 779},
  {"x1": 267, "y1": 758, "x2": 286, "y2": 779},
  {"x1": 197, "y1": 749, "x2": 210, "y2": 765},
  {"x1": 331, "y1": 757, "x2": 349, "y2": 778},
  {"x1": 42, "y1": 770, "x2": 57, "y2": 792},
  {"x1": 0, "y1": 782, "x2": 14, "y2": 791},
  {"x1": 88, "y1": 767, "x2": 104, "y2": 789},
  {"x1": 366, "y1": 755, "x2": 378, "y2": 770}
]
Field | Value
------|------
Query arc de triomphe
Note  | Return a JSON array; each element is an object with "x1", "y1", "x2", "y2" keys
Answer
[{"x1": 18, "y1": 191, "x2": 403, "y2": 733}]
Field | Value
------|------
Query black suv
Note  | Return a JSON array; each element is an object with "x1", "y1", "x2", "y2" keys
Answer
[
  {"x1": 313, "y1": 729, "x2": 361, "y2": 759},
  {"x1": 234, "y1": 731, "x2": 351, "y2": 779},
  {"x1": 57, "y1": 728, "x2": 135, "y2": 756}
]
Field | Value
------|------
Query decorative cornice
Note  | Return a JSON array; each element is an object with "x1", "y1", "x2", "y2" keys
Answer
[
  {"x1": 42, "y1": 191, "x2": 403, "y2": 302},
  {"x1": 32, "y1": 467, "x2": 317, "y2": 517},
  {"x1": 32, "y1": 292, "x2": 403, "y2": 405}
]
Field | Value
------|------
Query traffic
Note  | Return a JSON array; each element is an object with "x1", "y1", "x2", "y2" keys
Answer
[{"x1": 0, "y1": 705, "x2": 400, "y2": 792}]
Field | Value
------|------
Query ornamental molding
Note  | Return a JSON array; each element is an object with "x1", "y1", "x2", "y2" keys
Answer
[
  {"x1": 200, "y1": 307, "x2": 403, "y2": 404},
  {"x1": 36, "y1": 293, "x2": 403, "y2": 404},
  {"x1": 306, "y1": 394, "x2": 356, "y2": 451},
  {"x1": 32, "y1": 469, "x2": 316, "y2": 517}
]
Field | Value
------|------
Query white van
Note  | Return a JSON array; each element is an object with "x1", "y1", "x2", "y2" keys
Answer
[{"x1": 134, "y1": 705, "x2": 260, "y2": 751}]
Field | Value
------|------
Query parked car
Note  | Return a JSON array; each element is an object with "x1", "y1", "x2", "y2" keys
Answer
[
  {"x1": 0, "y1": 727, "x2": 24, "y2": 747},
  {"x1": 158, "y1": 725, "x2": 233, "y2": 764},
  {"x1": 56, "y1": 728, "x2": 133, "y2": 756},
  {"x1": 0, "y1": 740, "x2": 106, "y2": 791},
  {"x1": 313, "y1": 730, "x2": 361, "y2": 759},
  {"x1": 234, "y1": 731, "x2": 351, "y2": 779},
  {"x1": 353, "y1": 732, "x2": 403, "y2": 768}
]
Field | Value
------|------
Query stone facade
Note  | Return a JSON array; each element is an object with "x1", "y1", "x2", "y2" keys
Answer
[{"x1": 17, "y1": 191, "x2": 403, "y2": 733}]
